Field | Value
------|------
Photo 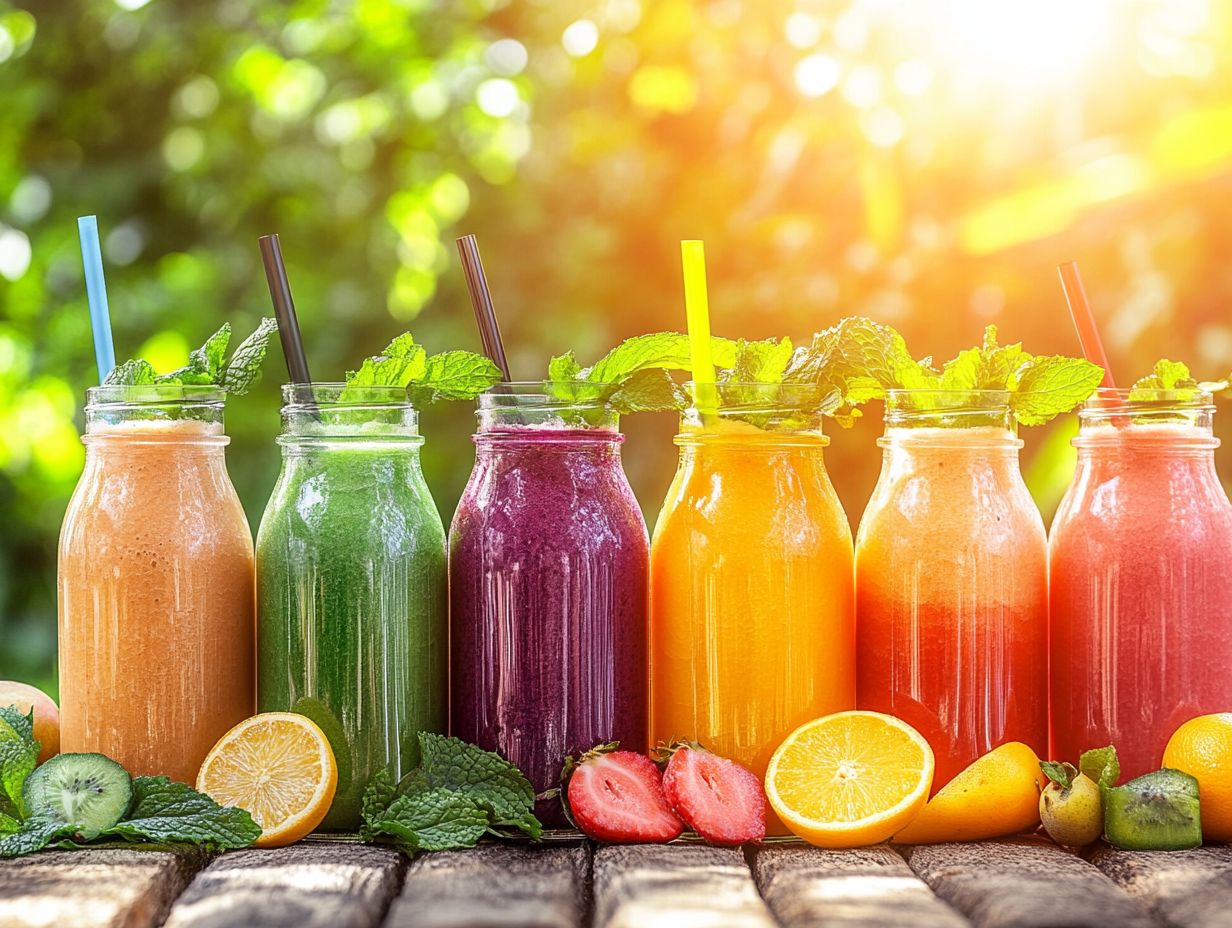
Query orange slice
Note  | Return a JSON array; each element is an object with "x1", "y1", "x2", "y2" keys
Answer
[
  {"x1": 765, "y1": 710, "x2": 934, "y2": 847},
  {"x1": 197, "y1": 712, "x2": 337, "y2": 848}
]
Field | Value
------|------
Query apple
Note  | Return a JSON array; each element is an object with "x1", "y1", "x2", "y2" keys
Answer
[{"x1": 0, "y1": 681, "x2": 60, "y2": 763}]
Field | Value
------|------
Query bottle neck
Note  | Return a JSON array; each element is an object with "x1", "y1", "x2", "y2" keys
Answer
[{"x1": 879, "y1": 424, "x2": 1023, "y2": 455}]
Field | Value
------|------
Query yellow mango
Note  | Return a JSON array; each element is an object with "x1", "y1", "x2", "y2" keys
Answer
[{"x1": 893, "y1": 742, "x2": 1046, "y2": 844}]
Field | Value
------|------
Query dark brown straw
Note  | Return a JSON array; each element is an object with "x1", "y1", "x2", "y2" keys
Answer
[
  {"x1": 259, "y1": 233, "x2": 313, "y2": 384},
  {"x1": 456, "y1": 234, "x2": 512, "y2": 381}
]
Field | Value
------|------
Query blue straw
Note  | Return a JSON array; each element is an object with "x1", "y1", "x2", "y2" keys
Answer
[{"x1": 77, "y1": 215, "x2": 116, "y2": 382}]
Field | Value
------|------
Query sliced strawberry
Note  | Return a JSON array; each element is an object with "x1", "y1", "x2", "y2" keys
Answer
[
  {"x1": 566, "y1": 748, "x2": 684, "y2": 843},
  {"x1": 661, "y1": 743, "x2": 766, "y2": 845}
]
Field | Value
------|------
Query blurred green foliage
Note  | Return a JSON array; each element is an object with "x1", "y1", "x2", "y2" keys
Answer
[{"x1": 2, "y1": 0, "x2": 1232, "y2": 692}]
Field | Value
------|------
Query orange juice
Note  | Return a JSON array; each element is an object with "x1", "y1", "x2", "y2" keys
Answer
[
  {"x1": 58, "y1": 387, "x2": 255, "y2": 784},
  {"x1": 650, "y1": 389, "x2": 855, "y2": 831},
  {"x1": 855, "y1": 394, "x2": 1047, "y2": 790}
]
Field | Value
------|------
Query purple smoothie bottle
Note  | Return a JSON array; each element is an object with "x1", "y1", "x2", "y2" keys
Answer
[{"x1": 449, "y1": 384, "x2": 649, "y2": 827}]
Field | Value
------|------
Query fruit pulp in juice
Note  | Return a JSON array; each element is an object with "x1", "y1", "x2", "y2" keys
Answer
[
  {"x1": 58, "y1": 419, "x2": 255, "y2": 785},
  {"x1": 1050, "y1": 423, "x2": 1232, "y2": 779},
  {"x1": 855, "y1": 426, "x2": 1048, "y2": 790},
  {"x1": 650, "y1": 421, "x2": 855, "y2": 832}
]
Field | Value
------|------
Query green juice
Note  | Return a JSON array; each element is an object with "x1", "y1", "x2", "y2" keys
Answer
[{"x1": 256, "y1": 395, "x2": 446, "y2": 830}]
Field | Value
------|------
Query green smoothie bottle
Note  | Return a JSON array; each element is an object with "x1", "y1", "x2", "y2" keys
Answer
[{"x1": 256, "y1": 383, "x2": 447, "y2": 829}]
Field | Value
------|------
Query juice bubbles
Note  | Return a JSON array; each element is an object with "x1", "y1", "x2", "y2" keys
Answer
[
  {"x1": 856, "y1": 391, "x2": 1047, "y2": 789},
  {"x1": 450, "y1": 386, "x2": 648, "y2": 827},
  {"x1": 650, "y1": 385, "x2": 854, "y2": 832},
  {"x1": 1051, "y1": 390, "x2": 1232, "y2": 780},
  {"x1": 58, "y1": 386, "x2": 255, "y2": 784},
  {"x1": 257, "y1": 385, "x2": 447, "y2": 829}
]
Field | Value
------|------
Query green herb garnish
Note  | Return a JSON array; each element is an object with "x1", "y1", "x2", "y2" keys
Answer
[
  {"x1": 546, "y1": 332, "x2": 739, "y2": 414},
  {"x1": 344, "y1": 334, "x2": 501, "y2": 404},
  {"x1": 0, "y1": 704, "x2": 260, "y2": 858},
  {"x1": 359, "y1": 733, "x2": 541, "y2": 852},
  {"x1": 103, "y1": 318, "x2": 279, "y2": 396},
  {"x1": 1129, "y1": 358, "x2": 1229, "y2": 400},
  {"x1": 782, "y1": 322, "x2": 1102, "y2": 426},
  {"x1": 1079, "y1": 745, "x2": 1120, "y2": 788}
]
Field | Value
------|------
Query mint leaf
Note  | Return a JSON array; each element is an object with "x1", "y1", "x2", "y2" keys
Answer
[
  {"x1": 103, "y1": 359, "x2": 157, "y2": 386},
  {"x1": 585, "y1": 332, "x2": 738, "y2": 385},
  {"x1": 220, "y1": 317, "x2": 278, "y2": 396},
  {"x1": 728, "y1": 337, "x2": 794, "y2": 384},
  {"x1": 417, "y1": 732, "x2": 536, "y2": 831},
  {"x1": 0, "y1": 740, "x2": 37, "y2": 819},
  {"x1": 1079, "y1": 746, "x2": 1120, "y2": 788},
  {"x1": 548, "y1": 351, "x2": 582, "y2": 382},
  {"x1": 1011, "y1": 356, "x2": 1104, "y2": 425},
  {"x1": 0, "y1": 813, "x2": 74, "y2": 859},
  {"x1": 159, "y1": 324, "x2": 231, "y2": 385},
  {"x1": 0, "y1": 813, "x2": 18, "y2": 836},
  {"x1": 785, "y1": 317, "x2": 934, "y2": 426},
  {"x1": 359, "y1": 767, "x2": 397, "y2": 842},
  {"x1": 375, "y1": 789, "x2": 489, "y2": 852},
  {"x1": 607, "y1": 368, "x2": 687, "y2": 414},
  {"x1": 101, "y1": 777, "x2": 259, "y2": 849},
  {"x1": 409, "y1": 351, "x2": 502, "y2": 404},
  {"x1": 1040, "y1": 760, "x2": 1076, "y2": 789},
  {"x1": 0, "y1": 706, "x2": 34, "y2": 744}
]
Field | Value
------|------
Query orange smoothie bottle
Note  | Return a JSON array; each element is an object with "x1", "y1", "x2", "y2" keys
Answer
[
  {"x1": 855, "y1": 390, "x2": 1047, "y2": 790},
  {"x1": 650, "y1": 385, "x2": 855, "y2": 832},
  {"x1": 58, "y1": 386, "x2": 255, "y2": 784}
]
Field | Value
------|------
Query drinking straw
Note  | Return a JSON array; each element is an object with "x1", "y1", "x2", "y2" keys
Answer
[
  {"x1": 681, "y1": 239, "x2": 717, "y2": 412},
  {"x1": 258, "y1": 234, "x2": 313, "y2": 384},
  {"x1": 1058, "y1": 261, "x2": 1117, "y2": 390},
  {"x1": 77, "y1": 216, "x2": 116, "y2": 382},
  {"x1": 456, "y1": 234, "x2": 512, "y2": 382}
]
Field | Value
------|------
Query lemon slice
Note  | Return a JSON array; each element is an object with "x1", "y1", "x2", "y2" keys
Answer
[
  {"x1": 765, "y1": 710, "x2": 934, "y2": 847},
  {"x1": 197, "y1": 712, "x2": 338, "y2": 848}
]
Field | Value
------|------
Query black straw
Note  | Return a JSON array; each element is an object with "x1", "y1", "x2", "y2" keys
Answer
[
  {"x1": 258, "y1": 233, "x2": 312, "y2": 384},
  {"x1": 456, "y1": 234, "x2": 512, "y2": 381}
]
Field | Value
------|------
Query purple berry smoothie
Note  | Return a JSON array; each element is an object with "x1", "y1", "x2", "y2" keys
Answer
[{"x1": 449, "y1": 420, "x2": 649, "y2": 827}]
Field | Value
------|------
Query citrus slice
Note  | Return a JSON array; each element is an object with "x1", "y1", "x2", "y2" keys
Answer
[
  {"x1": 197, "y1": 712, "x2": 338, "y2": 848},
  {"x1": 765, "y1": 710, "x2": 934, "y2": 847}
]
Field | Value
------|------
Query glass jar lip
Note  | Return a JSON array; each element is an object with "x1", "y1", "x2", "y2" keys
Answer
[
  {"x1": 281, "y1": 382, "x2": 415, "y2": 407},
  {"x1": 1081, "y1": 387, "x2": 1215, "y2": 412},
  {"x1": 478, "y1": 381, "x2": 614, "y2": 411},
  {"x1": 885, "y1": 388, "x2": 1012, "y2": 405},
  {"x1": 86, "y1": 384, "x2": 227, "y2": 407}
]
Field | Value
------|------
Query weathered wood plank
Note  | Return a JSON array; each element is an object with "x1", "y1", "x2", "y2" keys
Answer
[
  {"x1": 753, "y1": 843, "x2": 970, "y2": 928},
  {"x1": 0, "y1": 847, "x2": 206, "y2": 928},
  {"x1": 592, "y1": 844, "x2": 776, "y2": 928},
  {"x1": 1089, "y1": 843, "x2": 1232, "y2": 928},
  {"x1": 163, "y1": 842, "x2": 404, "y2": 928},
  {"x1": 902, "y1": 837, "x2": 1156, "y2": 928},
  {"x1": 384, "y1": 842, "x2": 588, "y2": 928}
]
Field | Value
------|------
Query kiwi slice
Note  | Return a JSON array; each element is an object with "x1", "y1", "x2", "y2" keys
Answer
[
  {"x1": 1103, "y1": 767, "x2": 1202, "y2": 851},
  {"x1": 23, "y1": 753, "x2": 133, "y2": 839}
]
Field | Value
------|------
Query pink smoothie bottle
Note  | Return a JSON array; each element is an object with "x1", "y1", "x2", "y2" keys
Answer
[{"x1": 1050, "y1": 389, "x2": 1232, "y2": 779}]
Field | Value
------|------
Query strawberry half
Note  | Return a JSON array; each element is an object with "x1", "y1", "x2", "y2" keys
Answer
[
  {"x1": 565, "y1": 746, "x2": 684, "y2": 843},
  {"x1": 660, "y1": 742, "x2": 767, "y2": 845}
]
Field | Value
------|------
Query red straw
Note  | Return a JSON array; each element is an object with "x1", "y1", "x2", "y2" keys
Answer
[{"x1": 1058, "y1": 261, "x2": 1117, "y2": 389}]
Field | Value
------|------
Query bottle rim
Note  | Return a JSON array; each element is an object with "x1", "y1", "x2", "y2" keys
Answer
[
  {"x1": 1079, "y1": 387, "x2": 1215, "y2": 417},
  {"x1": 86, "y1": 384, "x2": 227, "y2": 409},
  {"x1": 281, "y1": 382, "x2": 416, "y2": 407},
  {"x1": 478, "y1": 381, "x2": 614, "y2": 412}
]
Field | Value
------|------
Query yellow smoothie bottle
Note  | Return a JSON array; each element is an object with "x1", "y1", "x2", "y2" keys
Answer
[{"x1": 649, "y1": 385, "x2": 856, "y2": 832}]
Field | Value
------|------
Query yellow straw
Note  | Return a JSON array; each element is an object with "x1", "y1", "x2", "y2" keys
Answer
[{"x1": 681, "y1": 240, "x2": 717, "y2": 412}]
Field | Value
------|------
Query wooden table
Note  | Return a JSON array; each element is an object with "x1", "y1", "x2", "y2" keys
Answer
[{"x1": 1, "y1": 834, "x2": 1229, "y2": 928}]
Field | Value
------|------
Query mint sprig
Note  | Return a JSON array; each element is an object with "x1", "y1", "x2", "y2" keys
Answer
[
  {"x1": 545, "y1": 332, "x2": 739, "y2": 415},
  {"x1": 360, "y1": 733, "x2": 541, "y2": 852},
  {"x1": 1130, "y1": 358, "x2": 1230, "y2": 401},
  {"x1": 102, "y1": 318, "x2": 279, "y2": 397},
  {"x1": 343, "y1": 334, "x2": 501, "y2": 404},
  {"x1": 0, "y1": 703, "x2": 259, "y2": 859}
]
